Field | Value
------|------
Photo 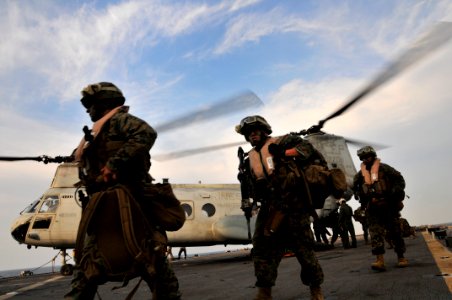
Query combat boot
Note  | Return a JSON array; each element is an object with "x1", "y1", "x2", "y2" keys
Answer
[
  {"x1": 254, "y1": 287, "x2": 272, "y2": 300},
  {"x1": 371, "y1": 254, "x2": 386, "y2": 271},
  {"x1": 397, "y1": 257, "x2": 409, "y2": 268},
  {"x1": 310, "y1": 285, "x2": 324, "y2": 300}
]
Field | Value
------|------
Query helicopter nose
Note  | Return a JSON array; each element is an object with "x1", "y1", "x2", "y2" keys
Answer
[{"x1": 11, "y1": 217, "x2": 32, "y2": 244}]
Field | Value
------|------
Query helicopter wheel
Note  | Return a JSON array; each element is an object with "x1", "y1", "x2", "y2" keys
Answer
[{"x1": 60, "y1": 264, "x2": 74, "y2": 276}]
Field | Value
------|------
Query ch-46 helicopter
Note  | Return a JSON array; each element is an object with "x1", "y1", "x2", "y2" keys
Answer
[{"x1": 2, "y1": 22, "x2": 452, "y2": 276}]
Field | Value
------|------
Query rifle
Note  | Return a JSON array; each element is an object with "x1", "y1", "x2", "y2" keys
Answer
[{"x1": 237, "y1": 147, "x2": 253, "y2": 240}]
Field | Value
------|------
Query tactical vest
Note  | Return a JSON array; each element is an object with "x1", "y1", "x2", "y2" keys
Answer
[
  {"x1": 248, "y1": 137, "x2": 279, "y2": 180},
  {"x1": 248, "y1": 136, "x2": 313, "y2": 213},
  {"x1": 360, "y1": 169, "x2": 389, "y2": 197}
]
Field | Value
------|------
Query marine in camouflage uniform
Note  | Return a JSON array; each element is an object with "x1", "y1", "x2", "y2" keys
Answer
[
  {"x1": 338, "y1": 199, "x2": 357, "y2": 248},
  {"x1": 236, "y1": 116, "x2": 324, "y2": 300},
  {"x1": 353, "y1": 146, "x2": 407, "y2": 271},
  {"x1": 65, "y1": 82, "x2": 181, "y2": 299}
]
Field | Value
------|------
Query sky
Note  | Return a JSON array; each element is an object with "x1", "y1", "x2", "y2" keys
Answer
[{"x1": 0, "y1": 0, "x2": 452, "y2": 271}]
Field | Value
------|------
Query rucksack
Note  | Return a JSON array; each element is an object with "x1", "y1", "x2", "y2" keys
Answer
[
  {"x1": 304, "y1": 164, "x2": 347, "y2": 208},
  {"x1": 75, "y1": 185, "x2": 167, "y2": 287},
  {"x1": 141, "y1": 183, "x2": 186, "y2": 232}
]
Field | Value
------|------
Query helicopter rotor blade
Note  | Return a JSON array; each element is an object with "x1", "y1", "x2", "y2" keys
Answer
[
  {"x1": 344, "y1": 137, "x2": 390, "y2": 151},
  {"x1": 309, "y1": 21, "x2": 452, "y2": 133},
  {"x1": 0, "y1": 91, "x2": 261, "y2": 163},
  {"x1": 0, "y1": 156, "x2": 44, "y2": 162},
  {"x1": 153, "y1": 141, "x2": 248, "y2": 162},
  {"x1": 154, "y1": 90, "x2": 263, "y2": 133},
  {"x1": 0, "y1": 155, "x2": 70, "y2": 164}
]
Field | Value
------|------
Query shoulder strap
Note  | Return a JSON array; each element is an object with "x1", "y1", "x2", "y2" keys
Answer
[
  {"x1": 116, "y1": 186, "x2": 145, "y2": 256},
  {"x1": 74, "y1": 191, "x2": 105, "y2": 262}
]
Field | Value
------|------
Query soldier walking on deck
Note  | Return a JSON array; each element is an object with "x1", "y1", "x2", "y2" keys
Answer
[
  {"x1": 353, "y1": 146, "x2": 408, "y2": 271},
  {"x1": 236, "y1": 115, "x2": 324, "y2": 300},
  {"x1": 338, "y1": 199, "x2": 357, "y2": 248},
  {"x1": 64, "y1": 82, "x2": 181, "y2": 299}
]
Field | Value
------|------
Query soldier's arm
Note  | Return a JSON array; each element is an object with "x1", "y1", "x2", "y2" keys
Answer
[
  {"x1": 278, "y1": 134, "x2": 316, "y2": 161},
  {"x1": 382, "y1": 163, "x2": 406, "y2": 200},
  {"x1": 106, "y1": 114, "x2": 157, "y2": 172}
]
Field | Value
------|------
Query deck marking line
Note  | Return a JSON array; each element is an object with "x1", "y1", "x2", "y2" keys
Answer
[
  {"x1": 0, "y1": 275, "x2": 64, "y2": 299},
  {"x1": 422, "y1": 231, "x2": 452, "y2": 294}
]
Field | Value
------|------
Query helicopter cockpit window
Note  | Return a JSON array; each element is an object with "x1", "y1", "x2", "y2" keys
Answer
[
  {"x1": 21, "y1": 199, "x2": 40, "y2": 214},
  {"x1": 32, "y1": 217, "x2": 52, "y2": 229},
  {"x1": 39, "y1": 196, "x2": 60, "y2": 213},
  {"x1": 201, "y1": 203, "x2": 216, "y2": 217}
]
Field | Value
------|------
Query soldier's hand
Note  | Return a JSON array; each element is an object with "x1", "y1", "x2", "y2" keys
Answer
[{"x1": 101, "y1": 166, "x2": 117, "y2": 182}]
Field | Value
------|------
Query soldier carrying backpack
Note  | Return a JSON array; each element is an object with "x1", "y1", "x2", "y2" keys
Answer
[
  {"x1": 235, "y1": 115, "x2": 325, "y2": 300},
  {"x1": 65, "y1": 82, "x2": 182, "y2": 300},
  {"x1": 353, "y1": 146, "x2": 408, "y2": 271}
]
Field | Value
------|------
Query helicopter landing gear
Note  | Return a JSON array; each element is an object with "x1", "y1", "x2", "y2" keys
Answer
[
  {"x1": 60, "y1": 263, "x2": 74, "y2": 276},
  {"x1": 59, "y1": 249, "x2": 74, "y2": 276}
]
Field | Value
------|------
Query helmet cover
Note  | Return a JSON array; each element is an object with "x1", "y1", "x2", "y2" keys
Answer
[
  {"x1": 357, "y1": 146, "x2": 377, "y2": 159},
  {"x1": 80, "y1": 82, "x2": 125, "y2": 108},
  {"x1": 235, "y1": 115, "x2": 272, "y2": 138}
]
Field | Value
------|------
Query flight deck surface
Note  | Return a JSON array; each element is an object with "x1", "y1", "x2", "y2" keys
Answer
[{"x1": 0, "y1": 231, "x2": 451, "y2": 299}]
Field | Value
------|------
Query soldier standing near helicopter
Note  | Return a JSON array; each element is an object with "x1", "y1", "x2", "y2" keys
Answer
[
  {"x1": 236, "y1": 115, "x2": 324, "y2": 300},
  {"x1": 65, "y1": 82, "x2": 181, "y2": 299},
  {"x1": 353, "y1": 146, "x2": 408, "y2": 271}
]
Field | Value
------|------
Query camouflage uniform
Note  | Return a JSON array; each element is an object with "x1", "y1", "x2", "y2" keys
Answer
[
  {"x1": 251, "y1": 134, "x2": 324, "y2": 289},
  {"x1": 66, "y1": 106, "x2": 181, "y2": 299},
  {"x1": 338, "y1": 201, "x2": 357, "y2": 248},
  {"x1": 353, "y1": 163, "x2": 406, "y2": 257}
]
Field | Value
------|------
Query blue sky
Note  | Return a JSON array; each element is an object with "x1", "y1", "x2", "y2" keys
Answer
[{"x1": 1, "y1": 0, "x2": 452, "y2": 271}]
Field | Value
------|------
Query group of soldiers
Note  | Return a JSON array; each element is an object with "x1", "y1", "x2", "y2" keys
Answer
[
  {"x1": 63, "y1": 82, "x2": 409, "y2": 300},
  {"x1": 314, "y1": 196, "x2": 414, "y2": 252},
  {"x1": 235, "y1": 116, "x2": 409, "y2": 299},
  {"x1": 313, "y1": 197, "x2": 358, "y2": 249}
]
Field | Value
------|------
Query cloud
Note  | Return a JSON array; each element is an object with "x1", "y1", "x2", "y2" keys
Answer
[
  {"x1": 0, "y1": 107, "x2": 79, "y2": 155},
  {"x1": 363, "y1": 1, "x2": 452, "y2": 58},
  {"x1": 0, "y1": 0, "x2": 259, "y2": 106},
  {"x1": 213, "y1": 7, "x2": 337, "y2": 55}
]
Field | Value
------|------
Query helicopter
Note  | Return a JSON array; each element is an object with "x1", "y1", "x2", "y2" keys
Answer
[
  {"x1": 7, "y1": 134, "x2": 356, "y2": 276},
  {"x1": 3, "y1": 21, "x2": 452, "y2": 276}
]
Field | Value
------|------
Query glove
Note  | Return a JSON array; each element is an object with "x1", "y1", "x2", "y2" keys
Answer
[{"x1": 268, "y1": 143, "x2": 285, "y2": 158}]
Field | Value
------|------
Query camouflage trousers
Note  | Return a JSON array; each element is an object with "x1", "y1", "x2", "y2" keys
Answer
[
  {"x1": 252, "y1": 207, "x2": 324, "y2": 288},
  {"x1": 368, "y1": 212, "x2": 406, "y2": 257},
  {"x1": 65, "y1": 234, "x2": 181, "y2": 300}
]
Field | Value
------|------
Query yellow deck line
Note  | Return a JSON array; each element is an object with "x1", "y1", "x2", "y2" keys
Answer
[{"x1": 422, "y1": 231, "x2": 452, "y2": 293}]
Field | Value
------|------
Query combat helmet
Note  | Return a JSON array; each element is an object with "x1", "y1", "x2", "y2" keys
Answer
[
  {"x1": 80, "y1": 82, "x2": 125, "y2": 109},
  {"x1": 357, "y1": 146, "x2": 377, "y2": 160},
  {"x1": 235, "y1": 115, "x2": 272, "y2": 140}
]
